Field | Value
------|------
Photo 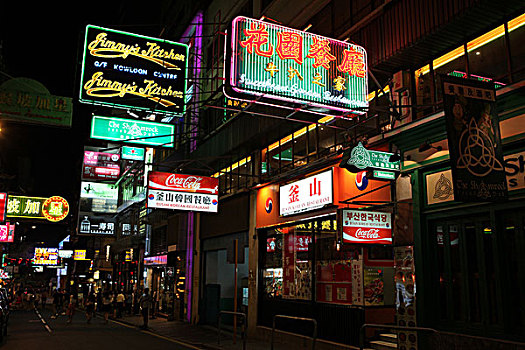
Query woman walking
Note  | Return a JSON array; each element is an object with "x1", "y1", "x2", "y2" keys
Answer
[
  {"x1": 84, "y1": 292, "x2": 95, "y2": 324},
  {"x1": 102, "y1": 291, "x2": 112, "y2": 324}
]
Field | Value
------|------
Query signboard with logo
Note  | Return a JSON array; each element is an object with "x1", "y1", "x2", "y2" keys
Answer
[
  {"x1": 121, "y1": 146, "x2": 145, "y2": 161},
  {"x1": 442, "y1": 75, "x2": 507, "y2": 202},
  {"x1": 78, "y1": 215, "x2": 116, "y2": 235},
  {"x1": 146, "y1": 172, "x2": 219, "y2": 212},
  {"x1": 504, "y1": 150, "x2": 525, "y2": 191},
  {"x1": 144, "y1": 254, "x2": 167, "y2": 266},
  {"x1": 339, "y1": 142, "x2": 400, "y2": 174},
  {"x1": 0, "y1": 223, "x2": 14, "y2": 243},
  {"x1": 228, "y1": 17, "x2": 368, "y2": 114},
  {"x1": 83, "y1": 150, "x2": 121, "y2": 181},
  {"x1": 340, "y1": 209, "x2": 392, "y2": 244},
  {"x1": 58, "y1": 250, "x2": 73, "y2": 259},
  {"x1": 79, "y1": 25, "x2": 189, "y2": 116},
  {"x1": 73, "y1": 250, "x2": 89, "y2": 261},
  {"x1": 0, "y1": 86, "x2": 73, "y2": 127},
  {"x1": 426, "y1": 170, "x2": 454, "y2": 205},
  {"x1": 80, "y1": 181, "x2": 118, "y2": 213},
  {"x1": 279, "y1": 170, "x2": 333, "y2": 216},
  {"x1": 7, "y1": 195, "x2": 69, "y2": 222},
  {"x1": 90, "y1": 115, "x2": 175, "y2": 147},
  {"x1": 33, "y1": 248, "x2": 59, "y2": 265}
]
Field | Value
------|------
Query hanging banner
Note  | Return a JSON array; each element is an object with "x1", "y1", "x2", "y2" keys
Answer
[
  {"x1": 442, "y1": 75, "x2": 507, "y2": 202},
  {"x1": 229, "y1": 17, "x2": 368, "y2": 114},
  {"x1": 79, "y1": 25, "x2": 189, "y2": 116},
  {"x1": 340, "y1": 209, "x2": 392, "y2": 244}
]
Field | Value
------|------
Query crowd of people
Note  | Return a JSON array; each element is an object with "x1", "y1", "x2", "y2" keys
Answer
[{"x1": 7, "y1": 284, "x2": 154, "y2": 328}]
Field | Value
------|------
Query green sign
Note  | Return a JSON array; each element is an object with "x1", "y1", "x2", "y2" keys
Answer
[
  {"x1": 372, "y1": 170, "x2": 396, "y2": 180},
  {"x1": 340, "y1": 142, "x2": 400, "y2": 173},
  {"x1": 121, "y1": 146, "x2": 145, "y2": 161},
  {"x1": 0, "y1": 87, "x2": 73, "y2": 127},
  {"x1": 90, "y1": 115, "x2": 174, "y2": 147}
]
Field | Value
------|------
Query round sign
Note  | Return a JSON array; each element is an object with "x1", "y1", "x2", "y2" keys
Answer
[{"x1": 42, "y1": 196, "x2": 69, "y2": 222}]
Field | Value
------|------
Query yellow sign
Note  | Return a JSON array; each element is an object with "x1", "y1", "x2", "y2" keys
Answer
[{"x1": 74, "y1": 250, "x2": 89, "y2": 260}]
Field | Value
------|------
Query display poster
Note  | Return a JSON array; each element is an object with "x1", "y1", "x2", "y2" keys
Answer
[
  {"x1": 341, "y1": 209, "x2": 392, "y2": 244},
  {"x1": 0, "y1": 223, "x2": 14, "y2": 243},
  {"x1": 363, "y1": 268, "x2": 384, "y2": 306},
  {"x1": 394, "y1": 246, "x2": 417, "y2": 349},
  {"x1": 282, "y1": 231, "x2": 295, "y2": 298},
  {"x1": 351, "y1": 259, "x2": 364, "y2": 305},
  {"x1": 316, "y1": 260, "x2": 353, "y2": 305},
  {"x1": 442, "y1": 75, "x2": 507, "y2": 202}
]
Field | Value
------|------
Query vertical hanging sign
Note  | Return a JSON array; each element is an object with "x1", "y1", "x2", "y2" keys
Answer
[{"x1": 442, "y1": 75, "x2": 507, "y2": 202}]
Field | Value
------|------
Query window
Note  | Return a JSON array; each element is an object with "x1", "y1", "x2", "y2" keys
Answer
[
  {"x1": 509, "y1": 15, "x2": 525, "y2": 82},
  {"x1": 467, "y1": 25, "x2": 509, "y2": 85},
  {"x1": 434, "y1": 46, "x2": 467, "y2": 103}
]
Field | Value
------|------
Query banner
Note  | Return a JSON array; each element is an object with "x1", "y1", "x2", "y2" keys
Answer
[{"x1": 442, "y1": 75, "x2": 507, "y2": 201}]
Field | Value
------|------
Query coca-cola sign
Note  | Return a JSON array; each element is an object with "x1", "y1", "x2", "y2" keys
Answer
[
  {"x1": 340, "y1": 209, "x2": 392, "y2": 244},
  {"x1": 148, "y1": 171, "x2": 218, "y2": 194}
]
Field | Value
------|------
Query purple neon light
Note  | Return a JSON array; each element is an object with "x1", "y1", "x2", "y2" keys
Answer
[{"x1": 228, "y1": 16, "x2": 368, "y2": 115}]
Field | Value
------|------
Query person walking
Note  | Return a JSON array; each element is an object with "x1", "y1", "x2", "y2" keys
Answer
[
  {"x1": 102, "y1": 291, "x2": 112, "y2": 324},
  {"x1": 66, "y1": 295, "x2": 76, "y2": 324},
  {"x1": 84, "y1": 291, "x2": 96, "y2": 324},
  {"x1": 125, "y1": 291, "x2": 132, "y2": 316},
  {"x1": 51, "y1": 288, "x2": 60, "y2": 318},
  {"x1": 138, "y1": 288, "x2": 151, "y2": 329},
  {"x1": 116, "y1": 290, "x2": 125, "y2": 318}
]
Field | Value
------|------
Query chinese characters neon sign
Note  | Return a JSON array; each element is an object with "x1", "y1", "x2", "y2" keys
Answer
[
  {"x1": 7, "y1": 195, "x2": 69, "y2": 222},
  {"x1": 229, "y1": 17, "x2": 368, "y2": 114}
]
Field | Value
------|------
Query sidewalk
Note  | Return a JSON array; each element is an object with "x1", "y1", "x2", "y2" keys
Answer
[{"x1": 107, "y1": 313, "x2": 269, "y2": 350}]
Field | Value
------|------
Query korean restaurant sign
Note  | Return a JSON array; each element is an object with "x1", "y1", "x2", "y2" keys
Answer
[
  {"x1": 83, "y1": 150, "x2": 121, "y2": 181},
  {"x1": 146, "y1": 171, "x2": 219, "y2": 213},
  {"x1": 230, "y1": 17, "x2": 368, "y2": 113},
  {"x1": 144, "y1": 254, "x2": 167, "y2": 266},
  {"x1": 90, "y1": 115, "x2": 175, "y2": 148},
  {"x1": 340, "y1": 209, "x2": 392, "y2": 244},
  {"x1": 279, "y1": 169, "x2": 333, "y2": 216},
  {"x1": 7, "y1": 195, "x2": 69, "y2": 222},
  {"x1": 0, "y1": 223, "x2": 15, "y2": 243},
  {"x1": 79, "y1": 25, "x2": 189, "y2": 116},
  {"x1": 0, "y1": 87, "x2": 72, "y2": 127},
  {"x1": 340, "y1": 142, "x2": 400, "y2": 174}
]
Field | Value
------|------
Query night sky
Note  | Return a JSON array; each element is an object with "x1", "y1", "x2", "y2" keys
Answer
[{"x1": 0, "y1": 2, "x2": 155, "y2": 244}]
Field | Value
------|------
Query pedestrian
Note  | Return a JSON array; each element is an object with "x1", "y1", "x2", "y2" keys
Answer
[
  {"x1": 116, "y1": 290, "x2": 125, "y2": 318},
  {"x1": 125, "y1": 291, "x2": 132, "y2": 315},
  {"x1": 66, "y1": 295, "x2": 76, "y2": 324},
  {"x1": 84, "y1": 291, "x2": 96, "y2": 324},
  {"x1": 41, "y1": 289, "x2": 47, "y2": 310},
  {"x1": 139, "y1": 288, "x2": 151, "y2": 329},
  {"x1": 102, "y1": 292, "x2": 112, "y2": 324},
  {"x1": 112, "y1": 291, "x2": 118, "y2": 319}
]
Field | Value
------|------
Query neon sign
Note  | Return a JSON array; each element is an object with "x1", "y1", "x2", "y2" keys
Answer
[
  {"x1": 7, "y1": 195, "x2": 69, "y2": 222},
  {"x1": 229, "y1": 17, "x2": 368, "y2": 114},
  {"x1": 79, "y1": 25, "x2": 189, "y2": 116},
  {"x1": 90, "y1": 115, "x2": 175, "y2": 147}
]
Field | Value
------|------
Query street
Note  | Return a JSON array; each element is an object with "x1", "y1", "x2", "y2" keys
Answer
[{"x1": 1, "y1": 308, "x2": 199, "y2": 350}]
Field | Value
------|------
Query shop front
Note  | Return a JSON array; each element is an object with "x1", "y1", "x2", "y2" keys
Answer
[{"x1": 256, "y1": 166, "x2": 396, "y2": 346}]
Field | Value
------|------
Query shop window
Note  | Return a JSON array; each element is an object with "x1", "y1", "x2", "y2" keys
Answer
[
  {"x1": 509, "y1": 17, "x2": 525, "y2": 82},
  {"x1": 268, "y1": 142, "x2": 281, "y2": 176},
  {"x1": 467, "y1": 25, "x2": 509, "y2": 86},
  {"x1": 414, "y1": 65, "x2": 434, "y2": 118},
  {"x1": 317, "y1": 124, "x2": 336, "y2": 157},
  {"x1": 433, "y1": 46, "x2": 467, "y2": 103},
  {"x1": 292, "y1": 128, "x2": 308, "y2": 168},
  {"x1": 237, "y1": 157, "x2": 252, "y2": 189}
]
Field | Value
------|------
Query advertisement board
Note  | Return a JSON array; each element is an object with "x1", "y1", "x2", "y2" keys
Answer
[
  {"x1": 7, "y1": 195, "x2": 69, "y2": 222},
  {"x1": 90, "y1": 115, "x2": 175, "y2": 148},
  {"x1": 340, "y1": 209, "x2": 392, "y2": 244},
  {"x1": 73, "y1": 250, "x2": 89, "y2": 261},
  {"x1": 0, "y1": 193, "x2": 7, "y2": 223},
  {"x1": 78, "y1": 215, "x2": 116, "y2": 235},
  {"x1": 146, "y1": 172, "x2": 219, "y2": 212},
  {"x1": 144, "y1": 254, "x2": 167, "y2": 266},
  {"x1": 0, "y1": 223, "x2": 14, "y2": 243},
  {"x1": 83, "y1": 150, "x2": 121, "y2": 181},
  {"x1": 80, "y1": 182, "x2": 118, "y2": 213},
  {"x1": 279, "y1": 169, "x2": 333, "y2": 216},
  {"x1": 229, "y1": 17, "x2": 368, "y2": 114},
  {"x1": 79, "y1": 25, "x2": 189, "y2": 116},
  {"x1": 58, "y1": 250, "x2": 74, "y2": 259},
  {"x1": 33, "y1": 248, "x2": 58, "y2": 265},
  {"x1": 121, "y1": 146, "x2": 145, "y2": 161}
]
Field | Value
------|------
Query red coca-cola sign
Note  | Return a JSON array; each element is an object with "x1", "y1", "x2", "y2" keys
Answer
[
  {"x1": 148, "y1": 171, "x2": 218, "y2": 194},
  {"x1": 341, "y1": 209, "x2": 392, "y2": 244}
]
